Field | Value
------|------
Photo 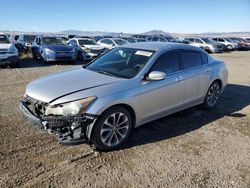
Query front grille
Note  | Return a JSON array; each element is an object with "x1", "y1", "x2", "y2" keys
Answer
[
  {"x1": 0, "y1": 49, "x2": 7, "y2": 55},
  {"x1": 56, "y1": 51, "x2": 70, "y2": 56},
  {"x1": 90, "y1": 49, "x2": 105, "y2": 54}
]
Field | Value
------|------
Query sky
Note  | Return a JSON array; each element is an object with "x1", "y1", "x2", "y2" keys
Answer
[{"x1": 0, "y1": 0, "x2": 249, "y2": 34}]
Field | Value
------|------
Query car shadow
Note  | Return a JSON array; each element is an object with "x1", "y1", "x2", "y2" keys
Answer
[
  {"x1": 121, "y1": 84, "x2": 250, "y2": 150},
  {"x1": 17, "y1": 54, "x2": 86, "y2": 68}
]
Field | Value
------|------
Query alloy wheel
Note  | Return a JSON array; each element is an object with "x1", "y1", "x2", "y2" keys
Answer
[
  {"x1": 100, "y1": 112, "x2": 129, "y2": 147},
  {"x1": 206, "y1": 82, "x2": 221, "y2": 107}
]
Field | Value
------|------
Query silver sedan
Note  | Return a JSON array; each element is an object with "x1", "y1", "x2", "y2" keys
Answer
[{"x1": 20, "y1": 42, "x2": 228, "y2": 151}]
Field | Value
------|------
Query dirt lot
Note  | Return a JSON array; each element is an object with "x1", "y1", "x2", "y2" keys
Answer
[{"x1": 0, "y1": 51, "x2": 250, "y2": 188}]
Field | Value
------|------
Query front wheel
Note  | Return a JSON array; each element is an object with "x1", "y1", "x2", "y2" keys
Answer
[
  {"x1": 91, "y1": 106, "x2": 133, "y2": 151},
  {"x1": 77, "y1": 51, "x2": 84, "y2": 61},
  {"x1": 203, "y1": 81, "x2": 221, "y2": 109}
]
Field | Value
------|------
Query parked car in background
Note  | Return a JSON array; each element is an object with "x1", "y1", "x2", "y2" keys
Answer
[
  {"x1": 213, "y1": 37, "x2": 239, "y2": 50},
  {"x1": 136, "y1": 38, "x2": 147, "y2": 42},
  {"x1": 132, "y1": 34, "x2": 148, "y2": 39},
  {"x1": 68, "y1": 38, "x2": 106, "y2": 61},
  {"x1": 20, "y1": 42, "x2": 228, "y2": 151},
  {"x1": 186, "y1": 38, "x2": 223, "y2": 53},
  {"x1": 0, "y1": 33, "x2": 19, "y2": 67},
  {"x1": 59, "y1": 36, "x2": 69, "y2": 42},
  {"x1": 15, "y1": 34, "x2": 36, "y2": 54},
  {"x1": 170, "y1": 38, "x2": 190, "y2": 44},
  {"x1": 119, "y1": 36, "x2": 137, "y2": 43},
  {"x1": 93, "y1": 36, "x2": 104, "y2": 42},
  {"x1": 31, "y1": 36, "x2": 76, "y2": 63},
  {"x1": 149, "y1": 36, "x2": 168, "y2": 42},
  {"x1": 229, "y1": 38, "x2": 250, "y2": 50},
  {"x1": 67, "y1": 35, "x2": 76, "y2": 39},
  {"x1": 243, "y1": 37, "x2": 250, "y2": 42},
  {"x1": 97, "y1": 38, "x2": 129, "y2": 49}
]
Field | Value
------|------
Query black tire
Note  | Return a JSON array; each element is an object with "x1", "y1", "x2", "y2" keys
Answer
[
  {"x1": 32, "y1": 48, "x2": 38, "y2": 60},
  {"x1": 77, "y1": 51, "x2": 84, "y2": 61},
  {"x1": 91, "y1": 106, "x2": 133, "y2": 151},
  {"x1": 69, "y1": 60, "x2": 76, "y2": 64},
  {"x1": 14, "y1": 59, "x2": 20, "y2": 68},
  {"x1": 203, "y1": 81, "x2": 221, "y2": 109},
  {"x1": 41, "y1": 56, "x2": 49, "y2": 64}
]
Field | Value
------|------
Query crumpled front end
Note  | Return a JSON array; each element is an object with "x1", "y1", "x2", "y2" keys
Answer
[{"x1": 20, "y1": 95, "x2": 98, "y2": 145}]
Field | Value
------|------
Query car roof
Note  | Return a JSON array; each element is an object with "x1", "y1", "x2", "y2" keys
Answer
[
  {"x1": 103, "y1": 38, "x2": 125, "y2": 40},
  {"x1": 121, "y1": 42, "x2": 202, "y2": 52},
  {"x1": 74, "y1": 38, "x2": 94, "y2": 40}
]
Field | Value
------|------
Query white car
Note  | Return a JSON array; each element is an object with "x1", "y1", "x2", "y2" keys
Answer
[
  {"x1": 97, "y1": 38, "x2": 129, "y2": 49},
  {"x1": 0, "y1": 33, "x2": 19, "y2": 67},
  {"x1": 187, "y1": 38, "x2": 223, "y2": 53},
  {"x1": 68, "y1": 38, "x2": 106, "y2": 61},
  {"x1": 213, "y1": 38, "x2": 239, "y2": 50}
]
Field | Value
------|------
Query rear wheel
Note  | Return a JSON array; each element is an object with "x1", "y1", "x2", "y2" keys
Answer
[
  {"x1": 203, "y1": 81, "x2": 221, "y2": 109},
  {"x1": 91, "y1": 106, "x2": 133, "y2": 151}
]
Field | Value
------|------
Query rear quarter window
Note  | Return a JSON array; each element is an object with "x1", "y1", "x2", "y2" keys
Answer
[{"x1": 180, "y1": 51, "x2": 203, "y2": 69}]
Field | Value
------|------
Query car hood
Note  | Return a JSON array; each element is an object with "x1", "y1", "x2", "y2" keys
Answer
[
  {"x1": 81, "y1": 45, "x2": 104, "y2": 50},
  {"x1": 0, "y1": 43, "x2": 11, "y2": 49},
  {"x1": 43, "y1": 44, "x2": 73, "y2": 51},
  {"x1": 26, "y1": 67, "x2": 122, "y2": 103}
]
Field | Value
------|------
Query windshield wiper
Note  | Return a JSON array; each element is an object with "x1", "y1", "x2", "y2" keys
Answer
[{"x1": 95, "y1": 70, "x2": 115, "y2": 77}]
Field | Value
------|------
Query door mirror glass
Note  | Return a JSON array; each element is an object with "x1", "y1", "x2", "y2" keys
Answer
[{"x1": 147, "y1": 71, "x2": 166, "y2": 81}]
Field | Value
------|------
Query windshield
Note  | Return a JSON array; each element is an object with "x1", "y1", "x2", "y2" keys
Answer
[
  {"x1": 113, "y1": 39, "x2": 129, "y2": 46},
  {"x1": 225, "y1": 38, "x2": 234, "y2": 42},
  {"x1": 78, "y1": 39, "x2": 96, "y2": 46},
  {"x1": 86, "y1": 47, "x2": 154, "y2": 79},
  {"x1": 23, "y1": 35, "x2": 36, "y2": 42},
  {"x1": 42, "y1": 37, "x2": 67, "y2": 45},
  {"x1": 124, "y1": 38, "x2": 136, "y2": 43},
  {"x1": 201, "y1": 38, "x2": 215, "y2": 44},
  {"x1": 0, "y1": 35, "x2": 10, "y2": 44}
]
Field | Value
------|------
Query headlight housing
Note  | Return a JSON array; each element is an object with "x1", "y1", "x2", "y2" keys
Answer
[
  {"x1": 45, "y1": 96, "x2": 96, "y2": 116},
  {"x1": 84, "y1": 47, "x2": 91, "y2": 53},
  {"x1": 44, "y1": 48, "x2": 55, "y2": 55},
  {"x1": 7, "y1": 45, "x2": 18, "y2": 54}
]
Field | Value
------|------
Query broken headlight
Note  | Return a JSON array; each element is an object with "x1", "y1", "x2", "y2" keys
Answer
[{"x1": 45, "y1": 96, "x2": 96, "y2": 116}]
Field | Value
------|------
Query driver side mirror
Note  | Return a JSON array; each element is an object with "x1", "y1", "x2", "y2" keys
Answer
[{"x1": 147, "y1": 71, "x2": 166, "y2": 81}]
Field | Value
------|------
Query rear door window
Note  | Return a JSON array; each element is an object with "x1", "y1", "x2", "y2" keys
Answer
[{"x1": 180, "y1": 51, "x2": 203, "y2": 69}]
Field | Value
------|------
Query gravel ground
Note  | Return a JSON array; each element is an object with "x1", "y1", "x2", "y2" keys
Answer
[{"x1": 0, "y1": 51, "x2": 250, "y2": 188}]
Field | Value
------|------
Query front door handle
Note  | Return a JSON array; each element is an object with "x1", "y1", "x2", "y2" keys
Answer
[
  {"x1": 204, "y1": 68, "x2": 211, "y2": 73},
  {"x1": 178, "y1": 76, "x2": 184, "y2": 81},
  {"x1": 175, "y1": 76, "x2": 184, "y2": 82}
]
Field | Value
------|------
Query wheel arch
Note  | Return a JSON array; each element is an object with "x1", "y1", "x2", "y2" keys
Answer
[
  {"x1": 97, "y1": 103, "x2": 136, "y2": 128},
  {"x1": 86, "y1": 103, "x2": 137, "y2": 141},
  {"x1": 213, "y1": 79, "x2": 222, "y2": 87}
]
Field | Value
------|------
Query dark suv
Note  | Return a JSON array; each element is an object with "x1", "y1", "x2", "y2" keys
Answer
[
  {"x1": 15, "y1": 34, "x2": 36, "y2": 54},
  {"x1": 31, "y1": 36, "x2": 77, "y2": 63}
]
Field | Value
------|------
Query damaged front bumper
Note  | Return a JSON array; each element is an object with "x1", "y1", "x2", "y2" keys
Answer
[{"x1": 20, "y1": 100, "x2": 98, "y2": 145}]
